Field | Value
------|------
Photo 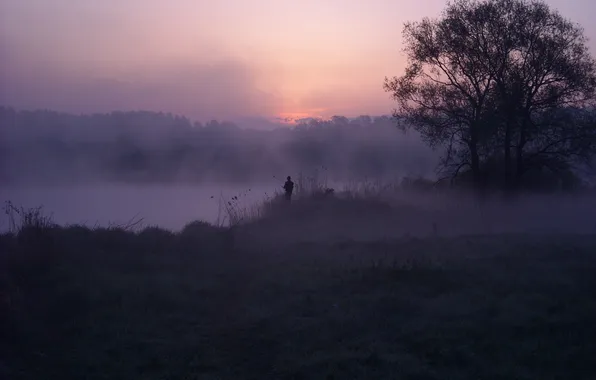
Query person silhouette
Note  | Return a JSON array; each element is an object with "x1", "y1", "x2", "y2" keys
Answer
[{"x1": 283, "y1": 176, "x2": 294, "y2": 201}]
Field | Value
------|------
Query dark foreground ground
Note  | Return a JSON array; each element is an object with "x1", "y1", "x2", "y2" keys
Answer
[{"x1": 2, "y1": 225, "x2": 596, "y2": 379}]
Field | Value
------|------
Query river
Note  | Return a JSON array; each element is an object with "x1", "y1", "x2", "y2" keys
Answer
[{"x1": 0, "y1": 182, "x2": 278, "y2": 231}]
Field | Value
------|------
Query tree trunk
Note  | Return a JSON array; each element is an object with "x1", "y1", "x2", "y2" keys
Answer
[
  {"x1": 504, "y1": 122, "x2": 512, "y2": 191},
  {"x1": 469, "y1": 130, "x2": 482, "y2": 193},
  {"x1": 515, "y1": 147, "x2": 524, "y2": 188},
  {"x1": 514, "y1": 118, "x2": 528, "y2": 190}
]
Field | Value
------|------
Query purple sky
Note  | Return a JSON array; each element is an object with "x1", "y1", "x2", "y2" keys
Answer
[{"x1": 1, "y1": 0, "x2": 595, "y2": 123}]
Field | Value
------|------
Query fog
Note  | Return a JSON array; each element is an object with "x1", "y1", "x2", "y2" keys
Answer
[
  {"x1": 3, "y1": 181, "x2": 596, "y2": 238},
  {"x1": 2, "y1": 107, "x2": 595, "y2": 236},
  {"x1": 237, "y1": 192, "x2": 596, "y2": 248},
  {"x1": 0, "y1": 107, "x2": 437, "y2": 229},
  {"x1": 0, "y1": 108, "x2": 437, "y2": 184}
]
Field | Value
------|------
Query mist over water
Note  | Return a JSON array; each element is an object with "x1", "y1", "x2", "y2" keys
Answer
[
  {"x1": 0, "y1": 108, "x2": 437, "y2": 184},
  {"x1": 2, "y1": 108, "x2": 595, "y2": 238},
  {"x1": 4, "y1": 182, "x2": 596, "y2": 239},
  {"x1": 0, "y1": 108, "x2": 439, "y2": 231}
]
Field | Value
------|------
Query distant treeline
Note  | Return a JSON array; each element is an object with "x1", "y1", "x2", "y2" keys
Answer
[{"x1": 0, "y1": 107, "x2": 437, "y2": 184}]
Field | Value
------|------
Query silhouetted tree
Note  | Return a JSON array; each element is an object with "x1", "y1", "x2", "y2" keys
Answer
[{"x1": 384, "y1": 0, "x2": 596, "y2": 192}]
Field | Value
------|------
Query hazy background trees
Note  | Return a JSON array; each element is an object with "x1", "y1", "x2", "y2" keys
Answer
[
  {"x1": 384, "y1": 0, "x2": 596, "y2": 193},
  {"x1": 0, "y1": 107, "x2": 436, "y2": 185}
]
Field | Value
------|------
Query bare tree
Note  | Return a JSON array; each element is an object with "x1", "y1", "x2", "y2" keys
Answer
[{"x1": 385, "y1": 0, "x2": 596, "y2": 191}]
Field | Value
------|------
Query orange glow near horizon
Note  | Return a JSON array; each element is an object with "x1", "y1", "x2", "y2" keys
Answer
[
  {"x1": 277, "y1": 108, "x2": 329, "y2": 121},
  {"x1": 2, "y1": 0, "x2": 595, "y2": 123},
  {"x1": 277, "y1": 112, "x2": 315, "y2": 122}
]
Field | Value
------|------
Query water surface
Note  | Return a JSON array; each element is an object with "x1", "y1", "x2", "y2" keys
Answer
[{"x1": 0, "y1": 183, "x2": 276, "y2": 231}]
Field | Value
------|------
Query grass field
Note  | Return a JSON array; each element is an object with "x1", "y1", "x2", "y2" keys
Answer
[{"x1": 2, "y1": 193, "x2": 596, "y2": 379}]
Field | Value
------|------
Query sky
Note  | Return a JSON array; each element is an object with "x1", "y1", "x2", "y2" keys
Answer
[{"x1": 1, "y1": 0, "x2": 596, "y2": 125}]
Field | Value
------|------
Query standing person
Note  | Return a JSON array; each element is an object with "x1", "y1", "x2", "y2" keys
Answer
[{"x1": 283, "y1": 176, "x2": 294, "y2": 201}]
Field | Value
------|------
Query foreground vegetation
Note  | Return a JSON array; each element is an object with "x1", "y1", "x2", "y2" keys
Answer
[{"x1": 2, "y1": 193, "x2": 596, "y2": 379}]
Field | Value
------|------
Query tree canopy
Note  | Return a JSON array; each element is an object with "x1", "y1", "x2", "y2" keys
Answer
[{"x1": 384, "y1": 0, "x2": 596, "y2": 192}]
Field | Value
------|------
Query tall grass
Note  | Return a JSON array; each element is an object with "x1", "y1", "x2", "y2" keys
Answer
[
  {"x1": 3, "y1": 201, "x2": 55, "y2": 235},
  {"x1": 295, "y1": 168, "x2": 330, "y2": 197},
  {"x1": 212, "y1": 173, "x2": 439, "y2": 228}
]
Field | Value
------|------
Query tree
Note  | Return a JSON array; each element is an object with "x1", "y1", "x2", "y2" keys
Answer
[{"x1": 384, "y1": 0, "x2": 596, "y2": 192}]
